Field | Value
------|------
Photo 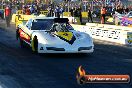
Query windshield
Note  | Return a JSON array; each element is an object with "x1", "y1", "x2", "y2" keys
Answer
[
  {"x1": 52, "y1": 23, "x2": 74, "y2": 32},
  {"x1": 31, "y1": 19, "x2": 54, "y2": 30}
]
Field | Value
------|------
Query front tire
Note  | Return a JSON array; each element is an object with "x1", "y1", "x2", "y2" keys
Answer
[{"x1": 31, "y1": 35, "x2": 38, "y2": 53}]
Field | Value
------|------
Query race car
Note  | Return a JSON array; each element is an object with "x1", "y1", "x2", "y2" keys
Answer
[{"x1": 16, "y1": 16, "x2": 94, "y2": 53}]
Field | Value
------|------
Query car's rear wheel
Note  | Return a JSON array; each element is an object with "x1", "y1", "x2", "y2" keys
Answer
[{"x1": 31, "y1": 35, "x2": 38, "y2": 53}]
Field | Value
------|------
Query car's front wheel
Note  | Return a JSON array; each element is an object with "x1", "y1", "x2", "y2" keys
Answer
[{"x1": 31, "y1": 35, "x2": 38, "y2": 53}]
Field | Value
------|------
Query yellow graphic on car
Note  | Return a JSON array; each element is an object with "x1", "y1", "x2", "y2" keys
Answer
[{"x1": 56, "y1": 32, "x2": 73, "y2": 41}]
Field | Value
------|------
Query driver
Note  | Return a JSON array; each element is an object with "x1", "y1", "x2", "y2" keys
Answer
[
  {"x1": 52, "y1": 23, "x2": 61, "y2": 32},
  {"x1": 51, "y1": 23, "x2": 71, "y2": 32}
]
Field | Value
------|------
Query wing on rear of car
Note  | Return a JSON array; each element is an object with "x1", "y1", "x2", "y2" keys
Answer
[{"x1": 54, "y1": 18, "x2": 69, "y2": 23}]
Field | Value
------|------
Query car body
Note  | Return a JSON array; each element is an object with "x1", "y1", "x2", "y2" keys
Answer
[{"x1": 16, "y1": 16, "x2": 94, "y2": 53}]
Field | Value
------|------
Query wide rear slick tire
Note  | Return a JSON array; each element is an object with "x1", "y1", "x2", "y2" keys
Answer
[{"x1": 31, "y1": 35, "x2": 38, "y2": 53}]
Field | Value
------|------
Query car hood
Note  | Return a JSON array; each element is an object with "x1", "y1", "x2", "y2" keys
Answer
[{"x1": 33, "y1": 30, "x2": 92, "y2": 46}]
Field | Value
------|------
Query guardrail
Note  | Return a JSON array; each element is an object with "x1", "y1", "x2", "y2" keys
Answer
[{"x1": 71, "y1": 23, "x2": 132, "y2": 45}]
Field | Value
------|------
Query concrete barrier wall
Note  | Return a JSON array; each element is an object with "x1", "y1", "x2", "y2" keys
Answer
[
  {"x1": 71, "y1": 23, "x2": 132, "y2": 45},
  {"x1": 12, "y1": 14, "x2": 80, "y2": 27}
]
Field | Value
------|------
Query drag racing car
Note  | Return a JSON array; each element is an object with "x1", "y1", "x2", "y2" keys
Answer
[{"x1": 16, "y1": 17, "x2": 94, "y2": 53}]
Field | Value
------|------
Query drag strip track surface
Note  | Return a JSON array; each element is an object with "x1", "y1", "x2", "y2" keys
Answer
[{"x1": 0, "y1": 27, "x2": 132, "y2": 88}]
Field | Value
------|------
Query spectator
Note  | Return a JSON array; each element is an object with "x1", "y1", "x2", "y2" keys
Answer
[
  {"x1": 22, "y1": 5, "x2": 26, "y2": 14},
  {"x1": 47, "y1": 6, "x2": 54, "y2": 17},
  {"x1": 77, "y1": 7, "x2": 82, "y2": 24},
  {"x1": 11, "y1": 6, "x2": 17, "y2": 14},
  {"x1": 36, "y1": 5, "x2": 41, "y2": 15},
  {"x1": 70, "y1": 7, "x2": 74, "y2": 17},
  {"x1": 0, "y1": 9, "x2": 4, "y2": 19},
  {"x1": 87, "y1": 8, "x2": 93, "y2": 23},
  {"x1": 29, "y1": 5, "x2": 35, "y2": 14},
  {"x1": 5, "y1": 5, "x2": 11, "y2": 27},
  {"x1": 60, "y1": 6, "x2": 64, "y2": 18},
  {"x1": 125, "y1": 8, "x2": 129, "y2": 14},
  {"x1": 101, "y1": 6, "x2": 106, "y2": 24},
  {"x1": 72, "y1": 7, "x2": 78, "y2": 23},
  {"x1": 74, "y1": 7, "x2": 78, "y2": 17},
  {"x1": 25, "y1": 6, "x2": 31, "y2": 15},
  {"x1": 54, "y1": 5, "x2": 60, "y2": 18}
]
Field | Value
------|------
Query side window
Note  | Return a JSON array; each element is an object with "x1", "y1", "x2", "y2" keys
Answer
[{"x1": 26, "y1": 19, "x2": 32, "y2": 29}]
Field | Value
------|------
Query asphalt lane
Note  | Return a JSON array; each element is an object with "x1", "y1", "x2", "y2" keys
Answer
[{"x1": 0, "y1": 25, "x2": 132, "y2": 88}]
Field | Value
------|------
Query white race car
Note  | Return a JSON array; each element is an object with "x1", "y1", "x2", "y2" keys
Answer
[{"x1": 16, "y1": 17, "x2": 94, "y2": 53}]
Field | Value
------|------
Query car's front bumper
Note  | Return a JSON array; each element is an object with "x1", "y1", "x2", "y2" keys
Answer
[{"x1": 38, "y1": 47, "x2": 94, "y2": 54}]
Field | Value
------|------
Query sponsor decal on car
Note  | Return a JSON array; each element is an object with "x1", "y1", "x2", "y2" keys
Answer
[
  {"x1": 19, "y1": 29, "x2": 31, "y2": 43},
  {"x1": 54, "y1": 32, "x2": 76, "y2": 44}
]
